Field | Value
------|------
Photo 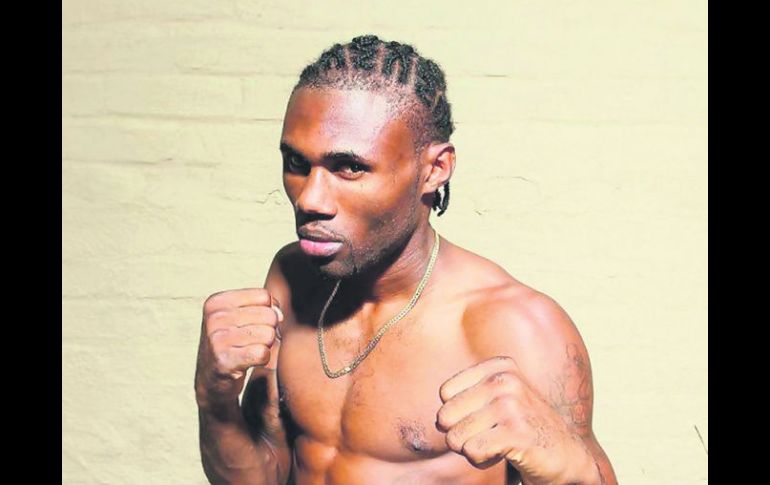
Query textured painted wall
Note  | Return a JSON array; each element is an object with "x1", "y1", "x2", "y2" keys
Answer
[{"x1": 62, "y1": 1, "x2": 707, "y2": 484}]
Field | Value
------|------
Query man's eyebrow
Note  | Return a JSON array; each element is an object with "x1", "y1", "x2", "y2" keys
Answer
[
  {"x1": 279, "y1": 141, "x2": 302, "y2": 156},
  {"x1": 322, "y1": 149, "x2": 374, "y2": 166},
  {"x1": 279, "y1": 141, "x2": 374, "y2": 166}
]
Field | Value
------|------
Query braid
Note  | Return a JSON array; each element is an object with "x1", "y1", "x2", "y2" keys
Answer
[
  {"x1": 292, "y1": 34, "x2": 455, "y2": 216},
  {"x1": 348, "y1": 35, "x2": 379, "y2": 71},
  {"x1": 317, "y1": 43, "x2": 347, "y2": 70},
  {"x1": 381, "y1": 41, "x2": 415, "y2": 85}
]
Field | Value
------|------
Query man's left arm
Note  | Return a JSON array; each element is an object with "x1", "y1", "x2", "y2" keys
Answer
[{"x1": 436, "y1": 287, "x2": 617, "y2": 485}]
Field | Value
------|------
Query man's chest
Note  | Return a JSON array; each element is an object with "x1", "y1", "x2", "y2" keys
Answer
[{"x1": 276, "y1": 311, "x2": 481, "y2": 463}]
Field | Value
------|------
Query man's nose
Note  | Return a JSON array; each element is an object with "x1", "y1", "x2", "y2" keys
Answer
[{"x1": 294, "y1": 168, "x2": 337, "y2": 218}]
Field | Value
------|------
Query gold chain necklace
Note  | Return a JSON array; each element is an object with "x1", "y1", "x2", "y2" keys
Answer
[{"x1": 317, "y1": 229, "x2": 440, "y2": 378}]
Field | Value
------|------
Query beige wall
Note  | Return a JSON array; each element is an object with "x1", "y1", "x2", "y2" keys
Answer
[{"x1": 62, "y1": 1, "x2": 707, "y2": 483}]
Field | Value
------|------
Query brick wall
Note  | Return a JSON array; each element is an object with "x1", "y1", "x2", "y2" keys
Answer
[{"x1": 62, "y1": 1, "x2": 708, "y2": 483}]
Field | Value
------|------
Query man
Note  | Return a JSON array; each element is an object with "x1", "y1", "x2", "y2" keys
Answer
[{"x1": 195, "y1": 34, "x2": 617, "y2": 485}]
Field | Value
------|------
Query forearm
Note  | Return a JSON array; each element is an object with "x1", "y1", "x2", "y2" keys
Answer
[
  {"x1": 198, "y1": 399, "x2": 283, "y2": 485},
  {"x1": 519, "y1": 437, "x2": 616, "y2": 485},
  {"x1": 587, "y1": 444, "x2": 616, "y2": 485}
]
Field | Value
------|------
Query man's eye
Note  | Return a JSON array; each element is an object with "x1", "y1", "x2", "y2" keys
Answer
[
  {"x1": 340, "y1": 163, "x2": 366, "y2": 175},
  {"x1": 286, "y1": 155, "x2": 308, "y2": 172}
]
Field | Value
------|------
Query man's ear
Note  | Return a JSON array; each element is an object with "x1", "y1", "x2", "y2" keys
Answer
[{"x1": 420, "y1": 142, "x2": 456, "y2": 195}]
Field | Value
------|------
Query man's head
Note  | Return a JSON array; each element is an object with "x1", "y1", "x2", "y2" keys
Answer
[{"x1": 280, "y1": 35, "x2": 456, "y2": 280}]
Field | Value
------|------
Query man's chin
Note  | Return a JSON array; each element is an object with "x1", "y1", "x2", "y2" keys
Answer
[{"x1": 305, "y1": 255, "x2": 354, "y2": 280}]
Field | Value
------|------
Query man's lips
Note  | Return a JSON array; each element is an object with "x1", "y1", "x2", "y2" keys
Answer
[
  {"x1": 297, "y1": 227, "x2": 344, "y2": 257},
  {"x1": 299, "y1": 238, "x2": 343, "y2": 257}
]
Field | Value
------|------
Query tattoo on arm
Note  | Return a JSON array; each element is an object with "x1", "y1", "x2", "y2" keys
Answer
[{"x1": 549, "y1": 343, "x2": 592, "y2": 431}]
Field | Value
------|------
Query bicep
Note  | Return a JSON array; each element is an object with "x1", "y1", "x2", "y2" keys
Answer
[
  {"x1": 473, "y1": 289, "x2": 617, "y2": 483},
  {"x1": 514, "y1": 299, "x2": 595, "y2": 435},
  {"x1": 512, "y1": 298, "x2": 618, "y2": 483},
  {"x1": 469, "y1": 289, "x2": 596, "y2": 434}
]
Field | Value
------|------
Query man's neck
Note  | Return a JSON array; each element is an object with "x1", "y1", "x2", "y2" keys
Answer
[{"x1": 338, "y1": 223, "x2": 438, "y2": 307}]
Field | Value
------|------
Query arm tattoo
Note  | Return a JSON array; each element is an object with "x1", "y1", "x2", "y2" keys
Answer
[{"x1": 549, "y1": 343, "x2": 592, "y2": 430}]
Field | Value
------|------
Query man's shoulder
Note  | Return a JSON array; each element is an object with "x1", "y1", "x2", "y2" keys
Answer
[
  {"x1": 264, "y1": 241, "x2": 315, "y2": 301},
  {"x1": 443, "y1": 240, "x2": 540, "y2": 314},
  {"x1": 452, "y1": 246, "x2": 590, "y2": 406},
  {"x1": 447, "y1": 243, "x2": 582, "y2": 362}
]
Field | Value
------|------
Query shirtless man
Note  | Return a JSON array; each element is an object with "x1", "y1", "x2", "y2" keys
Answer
[{"x1": 195, "y1": 35, "x2": 617, "y2": 485}]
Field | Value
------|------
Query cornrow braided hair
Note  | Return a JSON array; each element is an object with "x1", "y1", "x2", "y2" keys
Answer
[{"x1": 293, "y1": 34, "x2": 454, "y2": 216}]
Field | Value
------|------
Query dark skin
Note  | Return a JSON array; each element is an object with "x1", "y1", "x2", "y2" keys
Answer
[{"x1": 195, "y1": 87, "x2": 618, "y2": 485}]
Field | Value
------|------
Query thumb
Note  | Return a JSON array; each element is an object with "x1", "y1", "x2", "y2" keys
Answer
[{"x1": 270, "y1": 296, "x2": 284, "y2": 323}]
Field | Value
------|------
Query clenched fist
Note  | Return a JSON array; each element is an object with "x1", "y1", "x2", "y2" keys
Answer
[
  {"x1": 194, "y1": 288, "x2": 284, "y2": 410},
  {"x1": 436, "y1": 356, "x2": 596, "y2": 484}
]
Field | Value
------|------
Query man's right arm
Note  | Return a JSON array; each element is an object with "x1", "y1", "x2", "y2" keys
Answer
[
  {"x1": 195, "y1": 250, "x2": 293, "y2": 485},
  {"x1": 197, "y1": 344, "x2": 290, "y2": 485}
]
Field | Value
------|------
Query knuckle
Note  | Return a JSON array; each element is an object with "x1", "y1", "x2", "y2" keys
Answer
[
  {"x1": 494, "y1": 355, "x2": 518, "y2": 372},
  {"x1": 461, "y1": 442, "x2": 481, "y2": 463},
  {"x1": 250, "y1": 346, "x2": 264, "y2": 360},
  {"x1": 439, "y1": 383, "x2": 453, "y2": 401},
  {"x1": 246, "y1": 326, "x2": 267, "y2": 341},
  {"x1": 487, "y1": 371, "x2": 514, "y2": 387},
  {"x1": 255, "y1": 288, "x2": 271, "y2": 304},
  {"x1": 245, "y1": 306, "x2": 276, "y2": 326},
  {"x1": 208, "y1": 327, "x2": 229, "y2": 342},
  {"x1": 207, "y1": 310, "x2": 231, "y2": 328},
  {"x1": 258, "y1": 351, "x2": 271, "y2": 365},
  {"x1": 212, "y1": 351, "x2": 231, "y2": 374},
  {"x1": 436, "y1": 410, "x2": 449, "y2": 430},
  {"x1": 464, "y1": 435, "x2": 488, "y2": 457},
  {"x1": 446, "y1": 429, "x2": 464, "y2": 451},
  {"x1": 494, "y1": 355, "x2": 514, "y2": 364},
  {"x1": 203, "y1": 291, "x2": 227, "y2": 314},
  {"x1": 253, "y1": 345, "x2": 270, "y2": 363},
  {"x1": 263, "y1": 307, "x2": 279, "y2": 326},
  {"x1": 455, "y1": 414, "x2": 473, "y2": 434},
  {"x1": 208, "y1": 340, "x2": 226, "y2": 357},
  {"x1": 506, "y1": 377, "x2": 523, "y2": 392},
  {"x1": 261, "y1": 326, "x2": 277, "y2": 345},
  {"x1": 491, "y1": 395, "x2": 517, "y2": 415},
  {"x1": 202, "y1": 297, "x2": 217, "y2": 314},
  {"x1": 498, "y1": 417, "x2": 515, "y2": 430},
  {"x1": 489, "y1": 393, "x2": 505, "y2": 405}
]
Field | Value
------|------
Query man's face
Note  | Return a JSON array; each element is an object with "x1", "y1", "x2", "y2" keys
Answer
[{"x1": 280, "y1": 87, "x2": 424, "y2": 279}]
